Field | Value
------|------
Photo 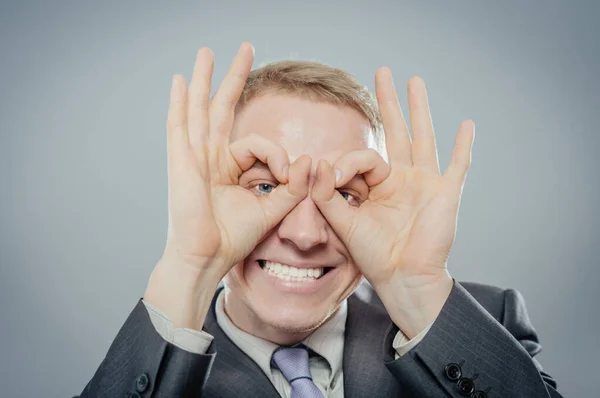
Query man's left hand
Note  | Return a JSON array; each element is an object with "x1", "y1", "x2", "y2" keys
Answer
[{"x1": 311, "y1": 68, "x2": 475, "y2": 339}]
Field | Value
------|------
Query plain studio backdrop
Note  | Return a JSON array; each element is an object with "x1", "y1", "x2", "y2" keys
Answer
[{"x1": 1, "y1": 1, "x2": 599, "y2": 397}]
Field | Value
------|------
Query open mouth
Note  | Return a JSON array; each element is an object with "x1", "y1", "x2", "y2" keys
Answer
[{"x1": 258, "y1": 259, "x2": 334, "y2": 281}]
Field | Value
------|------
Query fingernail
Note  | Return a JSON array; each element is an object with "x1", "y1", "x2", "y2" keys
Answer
[
  {"x1": 282, "y1": 165, "x2": 289, "y2": 179},
  {"x1": 334, "y1": 169, "x2": 342, "y2": 185}
]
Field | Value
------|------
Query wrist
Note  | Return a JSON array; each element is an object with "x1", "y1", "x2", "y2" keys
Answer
[
  {"x1": 372, "y1": 271, "x2": 453, "y2": 339},
  {"x1": 144, "y1": 256, "x2": 223, "y2": 330}
]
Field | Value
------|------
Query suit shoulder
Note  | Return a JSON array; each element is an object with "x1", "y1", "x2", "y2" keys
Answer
[{"x1": 351, "y1": 279, "x2": 525, "y2": 323}]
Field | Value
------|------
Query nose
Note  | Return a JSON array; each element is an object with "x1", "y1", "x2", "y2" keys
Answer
[{"x1": 277, "y1": 196, "x2": 329, "y2": 251}]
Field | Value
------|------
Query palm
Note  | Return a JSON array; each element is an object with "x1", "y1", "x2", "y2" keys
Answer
[
  {"x1": 312, "y1": 71, "x2": 474, "y2": 292},
  {"x1": 161, "y1": 43, "x2": 308, "y2": 276},
  {"x1": 346, "y1": 168, "x2": 461, "y2": 286},
  {"x1": 211, "y1": 183, "x2": 270, "y2": 266}
]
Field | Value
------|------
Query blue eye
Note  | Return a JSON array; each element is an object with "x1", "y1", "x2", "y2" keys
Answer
[
  {"x1": 338, "y1": 190, "x2": 360, "y2": 207},
  {"x1": 257, "y1": 183, "x2": 275, "y2": 195}
]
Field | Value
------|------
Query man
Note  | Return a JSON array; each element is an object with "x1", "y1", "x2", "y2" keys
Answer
[{"x1": 77, "y1": 43, "x2": 563, "y2": 397}]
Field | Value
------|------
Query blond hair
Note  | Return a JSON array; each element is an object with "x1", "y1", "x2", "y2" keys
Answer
[{"x1": 236, "y1": 60, "x2": 385, "y2": 155}]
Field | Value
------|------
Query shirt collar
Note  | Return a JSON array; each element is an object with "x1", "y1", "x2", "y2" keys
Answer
[
  {"x1": 302, "y1": 299, "x2": 346, "y2": 379},
  {"x1": 215, "y1": 287, "x2": 347, "y2": 381}
]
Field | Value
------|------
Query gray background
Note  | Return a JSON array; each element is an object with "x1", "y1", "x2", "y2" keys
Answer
[{"x1": 1, "y1": 1, "x2": 598, "y2": 396}]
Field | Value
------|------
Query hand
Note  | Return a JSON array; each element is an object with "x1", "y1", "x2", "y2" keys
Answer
[
  {"x1": 145, "y1": 43, "x2": 311, "y2": 328},
  {"x1": 311, "y1": 69, "x2": 475, "y2": 337}
]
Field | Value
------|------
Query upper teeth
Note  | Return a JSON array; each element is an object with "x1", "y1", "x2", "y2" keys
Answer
[{"x1": 263, "y1": 261, "x2": 325, "y2": 279}]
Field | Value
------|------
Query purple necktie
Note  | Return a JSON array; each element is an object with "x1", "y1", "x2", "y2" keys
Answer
[{"x1": 271, "y1": 345, "x2": 325, "y2": 398}]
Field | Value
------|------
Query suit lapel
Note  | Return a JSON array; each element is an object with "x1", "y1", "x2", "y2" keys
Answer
[
  {"x1": 343, "y1": 282, "x2": 402, "y2": 398},
  {"x1": 202, "y1": 284, "x2": 404, "y2": 397},
  {"x1": 201, "y1": 287, "x2": 280, "y2": 398}
]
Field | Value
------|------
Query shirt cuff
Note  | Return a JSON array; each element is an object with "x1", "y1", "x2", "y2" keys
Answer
[
  {"x1": 142, "y1": 300, "x2": 214, "y2": 354},
  {"x1": 393, "y1": 320, "x2": 434, "y2": 359}
]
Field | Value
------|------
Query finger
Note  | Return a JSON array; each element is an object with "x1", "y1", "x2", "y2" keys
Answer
[
  {"x1": 444, "y1": 120, "x2": 475, "y2": 184},
  {"x1": 407, "y1": 76, "x2": 440, "y2": 174},
  {"x1": 375, "y1": 67, "x2": 412, "y2": 168},
  {"x1": 167, "y1": 74, "x2": 190, "y2": 159},
  {"x1": 258, "y1": 155, "x2": 311, "y2": 229},
  {"x1": 209, "y1": 42, "x2": 255, "y2": 145},
  {"x1": 311, "y1": 159, "x2": 357, "y2": 239},
  {"x1": 188, "y1": 48, "x2": 214, "y2": 161},
  {"x1": 229, "y1": 134, "x2": 290, "y2": 183},
  {"x1": 333, "y1": 149, "x2": 390, "y2": 187}
]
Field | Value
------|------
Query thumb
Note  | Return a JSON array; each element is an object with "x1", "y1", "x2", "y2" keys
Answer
[
  {"x1": 258, "y1": 155, "x2": 311, "y2": 229},
  {"x1": 310, "y1": 159, "x2": 356, "y2": 242}
]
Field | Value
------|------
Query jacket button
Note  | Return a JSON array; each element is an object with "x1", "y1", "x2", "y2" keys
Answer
[
  {"x1": 471, "y1": 391, "x2": 487, "y2": 398},
  {"x1": 444, "y1": 363, "x2": 462, "y2": 381},
  {"x1": 135, "y1": 373, "x2": 149, "y2": 393},
  {"x1": 457, "y1": 377, "x2": 475, "y2": 396}
]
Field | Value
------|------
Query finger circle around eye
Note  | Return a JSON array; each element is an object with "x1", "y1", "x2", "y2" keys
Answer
[{"x1": 333, "y1": 149, "x2": 390, "y2": 187}]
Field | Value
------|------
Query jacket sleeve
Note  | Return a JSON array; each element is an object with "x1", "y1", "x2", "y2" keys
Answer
[
  {"x1": 76, "y1": 300, "x2": 216, "y2": 398},
  {"x1": 384, "y1": 281, "x2": 563, "y2": 398}
]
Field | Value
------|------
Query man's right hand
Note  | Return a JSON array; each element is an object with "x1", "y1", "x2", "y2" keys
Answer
[{"x1": 143, "y1": 43, "x2": 311, "y2": 330}]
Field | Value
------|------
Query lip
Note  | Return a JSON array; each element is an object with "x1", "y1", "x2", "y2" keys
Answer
[{"x1": 250, "y1": 259, "x2": 340, "y2": 295}]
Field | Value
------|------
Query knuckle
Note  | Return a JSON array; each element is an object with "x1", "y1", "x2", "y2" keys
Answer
[
  {"x1": 210, "y1": 97, "x2": 236, "y2": 113},
  {"x1": 221, "y1": 97, "x2": 238, "y2": 109},
  {"x1": 192, "y1": 94, "x2": 209, "y2": 110}
]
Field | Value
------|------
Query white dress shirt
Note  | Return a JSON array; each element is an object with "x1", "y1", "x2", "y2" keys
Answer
[{"x1": 143, "y1": 288, "x2": 433, "y2": 398}]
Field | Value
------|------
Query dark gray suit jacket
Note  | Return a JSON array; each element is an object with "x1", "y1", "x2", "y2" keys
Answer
[{"x1": 77, "y1": 280, "x2": 564, "y2": 397}]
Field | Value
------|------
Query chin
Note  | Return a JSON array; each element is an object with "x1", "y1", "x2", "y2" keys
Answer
[{"x1": 251, "y1": 296, "x2": 340, "y2": 334}]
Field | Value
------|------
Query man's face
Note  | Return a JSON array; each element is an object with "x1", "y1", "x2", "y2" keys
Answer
[{"x1": 224, "y1": 93, "x2": 375, "y2": 343}]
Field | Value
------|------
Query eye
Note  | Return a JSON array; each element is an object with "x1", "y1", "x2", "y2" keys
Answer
[
  {"x1": 338, "y1": 190, "x2": 361, "y2": 207},
  {"x1": 254, "y1": 182, "x2": 276, "y2": 196}
]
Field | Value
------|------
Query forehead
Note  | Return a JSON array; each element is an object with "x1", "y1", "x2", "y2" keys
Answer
[{"x1": 230, "y1": 93, "x2": 374, "y2": 163}]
